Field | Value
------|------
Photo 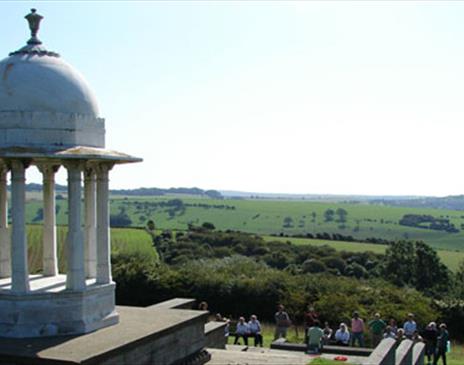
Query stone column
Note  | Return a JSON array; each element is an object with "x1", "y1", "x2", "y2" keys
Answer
[
  {"x1": 10, "y1": 160, "x2": 29, "y2": 293},
  {"x1": 0, "y1": 163, "x2": 10, "y2": 278},
  {"x1": 84, "y1": 168, "x2": 97, "y2": 278},
  {"x1": 38, "y1": 164, "x2": 60, "y2": 276},
  {"x1": 65, "y1": 162, "x2": 86, "y2": 291},
  {"x1": 96, "y1": 163, "x2": 113, "y2": 285}
]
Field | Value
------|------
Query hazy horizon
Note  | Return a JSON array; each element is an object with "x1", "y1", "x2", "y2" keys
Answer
[{"x1": 3, "y1": 2, "x2": 464, "y2": 197}]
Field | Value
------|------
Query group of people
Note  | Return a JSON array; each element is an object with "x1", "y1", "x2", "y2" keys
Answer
[
  {"x1": 233, "y1": 315, "x2": 264, "y2": 347},
  {"x1": 281, "y1": 305, "x2": 450, "y2": 365},
  {"x1": 208, "y1": 301, "x2": 450, "y2": 365},
  {"x1": 215, "y1": 313, "x2": 263, "y2": 347}
]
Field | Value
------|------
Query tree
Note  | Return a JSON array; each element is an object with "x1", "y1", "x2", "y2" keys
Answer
[
  {"x1": 324, "y1": 209, "x2": 335, "y2": 222},
  {"x1": 382, "y1": 241, "x2": 415, "y2": 287},
  {"x1": 283, "y1": 216, "x2": 294, "y2": 228},
  {"x1": 311, "y1": 212, "x2": 317, "y2": 222},
  {"x1": 382, "y1": 240, "x2": 451, "y2": 296},
  {"x1": 454, "y1": 260, "x2": 464, "y2": 299},
  {"x1": 202, "y1": 222, "x2": 216, "y2": 230},
  {"x1": 414, "y1": 241, "x2": 450, "y2": 296},
  {"x1": 335, "y1": 208, "x2": 348, "y2": 223}
]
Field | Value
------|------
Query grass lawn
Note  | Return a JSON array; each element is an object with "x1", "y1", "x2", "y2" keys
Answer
[{"x1": 309, "y1": 359, "x2": 340, "y2": 364}]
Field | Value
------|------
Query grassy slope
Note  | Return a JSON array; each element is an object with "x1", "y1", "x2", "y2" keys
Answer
[
  {"x1": 24, "y1": 194, "x2": 464, "y2": 270},
  {"x1": 25, "y1": 225, "x2": 154, "y2": 273},
  {"x1": 265, "y1": 236, "x2": 464, "y2": 272},
  {"x1": 102, "y1": 196, "x2": 464, "y2": 251}
]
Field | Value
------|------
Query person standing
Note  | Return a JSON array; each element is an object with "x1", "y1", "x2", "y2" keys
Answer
[
  {"x1": 389, "y1": 318, "x2": 398, "y2": 335},
  {"x1": 368, "y1": 313, "x2": 386, "y2": 347},
  {"x1": 274, "y1": 304, "x2": 291, "y2": 340},
  {"x1": 307, "y1": 320, "x2": 324, "y2": 354},
  {"x1": 434, "y1": 323, "x2": 449, "y2": 365},
  {"x1": 423, "y1": 322, "x2": 438, "y2": 365},
  {"x1": 304, "y1": 305, "x2": 319, "y2": 343},
  {"x1": 403, "y1": 313, "x2": 417, "y2": 339},
  {"x1": 351, "y1": 311, "x2": 365, "y2": 347}
]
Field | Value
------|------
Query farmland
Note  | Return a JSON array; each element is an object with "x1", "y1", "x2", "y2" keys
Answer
[
  {"x1": 22, "y1": 193, "x2": 464, "y2": 270},
  {"x1": 265, "y1": 236, "x2": 464, "y2": 271},
  {"x1": 100, "y1": 195, "x2": 464, "y2": 251},
  {"x1": 25, "y1": 225, "x2": 154, "y2": 273}
]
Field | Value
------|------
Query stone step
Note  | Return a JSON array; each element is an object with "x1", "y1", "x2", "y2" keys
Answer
[{"x1": 208, "y1": 347, "x2": 313, "y2": 365}]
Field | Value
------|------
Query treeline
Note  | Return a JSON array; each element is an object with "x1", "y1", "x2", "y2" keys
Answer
[
  {"x1": 114, "y1": 224, "x2": 464, "y2": 339},
  {"x1": 111, "y1": 187, "x2": 223, "y2": 199},
  {"x1": 150, "y1": 225, "x2": 451, "y2": 298},
  {"x1": 112, "y1": 253, "x2": 438, "y2": 334},
  {"x1": 272, "y1": 231, "x2": 395, "y2": 246},
  {"x1": 21, "y1": 184, "x2": 223, "y2": 199},
  {"x1": 399, "y1": 214, "x2": 459, "y2": 233}
]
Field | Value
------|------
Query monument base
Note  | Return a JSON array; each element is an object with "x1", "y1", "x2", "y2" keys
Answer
[
  {"x1": 0, "y1": 274, "x2": 118, "y2": 338},
  {"x1": 0, "y1": 303, "x2": 210, "y2": 365}
]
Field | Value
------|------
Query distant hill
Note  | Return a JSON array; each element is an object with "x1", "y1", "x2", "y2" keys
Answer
[
  {"x1": 370, "y1": 196, "x2": 464, "y2": 211},
  {"x1": 23, "y1": 183, "x2": 223, "y2": 199},
  {"x1": 110, "y1": 187, "x2": 223, "y2": 199},
  {"x1": 21, "y1": 184, "x2": 464, "y2": 210},
  {"x1": 220, "y1": 190, "x2": 423, "y2": 202}
]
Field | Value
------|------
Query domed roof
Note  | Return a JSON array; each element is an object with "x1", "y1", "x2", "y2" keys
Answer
[
  {"x1": 0, "y1": 9, "x2": 99, "y2": 117},
  {"x1": 0, "y1": 54, "x2": 99, "y2": 117}
]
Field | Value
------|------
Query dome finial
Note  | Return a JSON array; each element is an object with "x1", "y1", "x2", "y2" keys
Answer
[{"x1": 25, "y1": 8, "x2": 43, "y2": 45}]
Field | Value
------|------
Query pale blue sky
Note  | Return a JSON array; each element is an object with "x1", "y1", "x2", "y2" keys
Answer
[{"x1": 3, "y1": 1, "x2": 464, "y2": 196}]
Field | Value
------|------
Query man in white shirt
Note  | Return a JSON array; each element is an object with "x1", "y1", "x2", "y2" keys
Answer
[{"x1": 335, "y1": 323, "x2": 350, "y2": 346}]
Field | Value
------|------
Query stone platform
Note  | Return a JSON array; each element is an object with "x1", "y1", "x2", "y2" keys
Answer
[
  {"x1": 0, "y1": 304, "x2": 210, "y2": 365},
  {"x1": 0, "y1": 275, "x2": 118, "y2": 337},
  {"x1": 0, "y1": 274, "x2": 97, "y2": 293}
]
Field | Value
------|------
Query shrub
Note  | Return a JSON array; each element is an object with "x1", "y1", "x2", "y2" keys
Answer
[{"x1": 302, "y1": 259, "x2": 326, "y2": 273}]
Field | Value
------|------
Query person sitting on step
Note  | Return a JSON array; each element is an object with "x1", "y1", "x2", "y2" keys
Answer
[{"x1": 234, "y1": 316, "x2": 250, "y2": 346}]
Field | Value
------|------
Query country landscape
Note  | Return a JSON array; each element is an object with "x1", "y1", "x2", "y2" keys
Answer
[
  {"x1": 2, "y1": 2, "x2": 464, "y2": 365},
  {"x1": 21, "y1": 185, "x2": 464, "y2": 364}
]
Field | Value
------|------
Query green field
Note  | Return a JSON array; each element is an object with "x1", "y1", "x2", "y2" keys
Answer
[
  {"x1": 25, "y1": 225, "x2": 154, "y2": 273},
  {"x1": 100, "y1": 195, "x2": 464, "y2": 251},
  {"x1": 22, "y1": 193, "x2": 464, "y2": 270},
  {"x1": 265, "y1": 236, "x2": 464, "y2": 272}
]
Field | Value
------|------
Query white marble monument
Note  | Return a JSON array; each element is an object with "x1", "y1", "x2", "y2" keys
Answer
[{"x1": 0, "y1": 9, "x2": 141, "y2": 338}]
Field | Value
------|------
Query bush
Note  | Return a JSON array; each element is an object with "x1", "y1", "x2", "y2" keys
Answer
[{"x1": 302, "y1": 259, "x2": 326, "y2": 273}]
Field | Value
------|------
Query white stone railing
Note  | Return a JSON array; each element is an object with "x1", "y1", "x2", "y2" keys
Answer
[{"x1": 366, "y1": 338, "x2": 425, "y2": 365}]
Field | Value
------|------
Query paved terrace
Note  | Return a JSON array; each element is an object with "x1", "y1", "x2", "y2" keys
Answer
[{"x1": 208, "y1": 345, "x2": 367, "y2": 365}]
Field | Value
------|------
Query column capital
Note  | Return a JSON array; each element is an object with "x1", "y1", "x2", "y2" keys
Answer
[
  {"x1": 63, "y1": 160, "x2": 86, "y2": 171},
  {"x1": 10, "y1": 159, "x2": 30, "y2": 172},
  {"x1": 37, "y1": 163, "x2": 60, "y2": 176},
  {"x1": 84, "y1": 167, "x2": 97, "y2": 181},
  {"x1": 95, "y1": 162, "x2": 114, "y2": 173},
  {"x1": 0, "y1": 160, "x2": 9, "y2": 175}
]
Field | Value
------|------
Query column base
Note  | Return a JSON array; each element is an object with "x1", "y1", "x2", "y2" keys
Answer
[{"x1": 0, "y1": 275, "x2": 118, "y2": 338}]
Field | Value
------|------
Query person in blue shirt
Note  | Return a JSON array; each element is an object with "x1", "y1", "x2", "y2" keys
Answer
[
  {"x1": 335, "y1": 323, "x2": 350, "y2": 346},
  {"x1": 248, "y1": 315, "x2": 263, "y2": 347},
  {"x1": 234, "y1": 317, "x2": 250, "y2": 346},
  {"x1": 403, "y1": 313, "x2": 417, "y2": 339}
]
